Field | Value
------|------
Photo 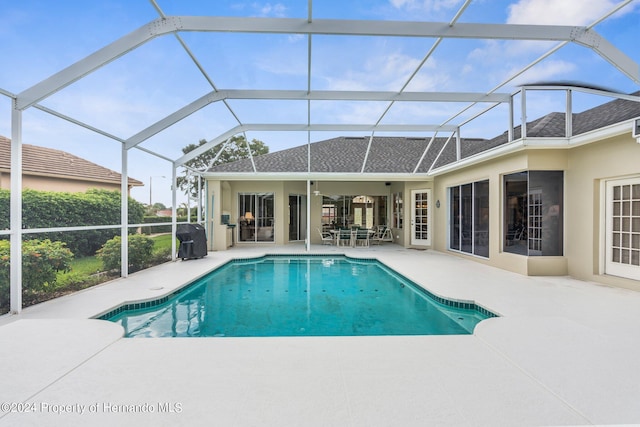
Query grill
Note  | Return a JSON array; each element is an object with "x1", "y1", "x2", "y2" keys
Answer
[{"x1": 176, "y1": 223, "x2": 207, "y2": 260}]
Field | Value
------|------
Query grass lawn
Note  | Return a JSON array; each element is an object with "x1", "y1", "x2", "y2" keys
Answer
[
  {"x1": 61, "y1": 233, "x2": 177, "y2": 281},
  {"x1": 150, "y1": 233, "x2": 177, "y2": 253},
  {"x1": 2, "y1": 234, "x2": 180, "y2": 314}
]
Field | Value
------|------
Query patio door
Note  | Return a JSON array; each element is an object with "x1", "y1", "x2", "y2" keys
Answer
[
  {"x1": 411, "y1": 189, "x2": 431, "y2": 246},
  {"x1": 288, "y1": 194, "x2": 307, "y2": 241},
  {"x1": 605, "y1": 178, "x2": 640, "y2": 280}
]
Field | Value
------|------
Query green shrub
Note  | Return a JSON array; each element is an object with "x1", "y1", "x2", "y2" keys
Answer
[
  {"x1": 0, "y1": 188, "x2": 145, "y2": 257},
  {"x1": 55, "y1": 270, "x2": 102, "y2": 290},
  {"x1": 97, "y1": 234, "x2": 155, "y2": 273},
  {"x1": 0, "y1": 239, "x2": 74, "y2": 309}
]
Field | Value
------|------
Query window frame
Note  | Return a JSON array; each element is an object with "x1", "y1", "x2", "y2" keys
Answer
[{"x1": 448, "y1": 179, "x2": 490, "y2": 258}]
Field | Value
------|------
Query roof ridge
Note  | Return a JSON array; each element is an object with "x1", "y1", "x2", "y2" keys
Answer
[{"x1": 0, "y1": 137, "x2": 142, "y2": 185}]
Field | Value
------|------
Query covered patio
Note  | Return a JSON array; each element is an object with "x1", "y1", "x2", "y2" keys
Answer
[
  {"x1": 1, "y1": 2, "x2": 640, "y2": 425},
  {"x1": 2, "y1": 1, "x2": 639, "y2": 313},
  {"x1": 2, "y1": 245, "x2": 640, "y2": 426}
]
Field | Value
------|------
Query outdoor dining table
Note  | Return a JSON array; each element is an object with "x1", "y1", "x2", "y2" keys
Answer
[{"x1": 328, "y1": 228, "x2": 374, "y2": 247}]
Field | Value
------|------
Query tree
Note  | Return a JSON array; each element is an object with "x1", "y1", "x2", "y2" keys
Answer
[
  {"x1": 146, "y1": 202, "x2": 167, "y2": 216},
  {"x1": 177, "y1": 135, "x2": 269, "y2": 199}
]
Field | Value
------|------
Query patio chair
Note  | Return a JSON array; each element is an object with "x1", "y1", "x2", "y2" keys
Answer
[
  {"x1": 336, "y1": 228, "x2": 352, "y2": 247},
  {"x1": 354, "y1": 228, "x2": 370, "y2": 247},
  {"x1": 318, "y1": 227, "x2": 334, "y2": 245},
  {"x1": 371, "y1": 226, "x2": 393, "y2": 245}
]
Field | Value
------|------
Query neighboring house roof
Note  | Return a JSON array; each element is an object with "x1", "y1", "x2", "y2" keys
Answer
[
  {"x1": 204, "y1": 91, "x2": 640, "y2": 176},
  {"x1": 0, "y1": 136, "x2": 143, "y2": 187}
]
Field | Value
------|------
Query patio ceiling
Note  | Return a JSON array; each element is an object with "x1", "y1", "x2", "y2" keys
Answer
[{"x1": 3, "y1": 0, "x2": 639, "y2": 177}]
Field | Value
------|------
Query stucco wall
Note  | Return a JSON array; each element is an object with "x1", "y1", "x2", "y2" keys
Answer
[
  {"x1": 0, "y1": 174, "x2": 124, "y2": 193},
  {"x1": 207, "y1": 179, "x2": 408, "y2": 247},
  {"x1": 432, "y1": 149, "x2": 568, "y2": 276},
  {"x1": 566, "y1": 134, "x2": 640, "y2": 290}
]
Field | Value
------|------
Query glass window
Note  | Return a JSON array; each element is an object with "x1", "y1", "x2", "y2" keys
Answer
[
  {"x1": 392, "y1": 192, "x2": 403, "y2": 229},
  {"x1": 239, "y1": 193, "x2": 275, "y2": 242},
  {"x1": 449, "y1": 186, "x2": 460, "y2": 250},
  {"x1": 321, "y1": 195, "x2": 387, "y2": 229},
  {"x1": 504, "y1": 171, "x2": 563, "y2": 256},
  {"x1": 448, "y1": 180, "x2": 489, "y2": 257},
  {"x1": 605, "y1": 178, "x2": 640, "y2": 280},
  {"x1": 473, "y1": 180, "x2": 490, "y2": 257}
]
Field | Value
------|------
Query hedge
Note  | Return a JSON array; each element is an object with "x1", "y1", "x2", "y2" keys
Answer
[
  {"x1": 0, "y1": 188, "x2": 145, "y2": 257},
  {"x1": 0, "y1": 239, "x2": 74, "y2": 311},
  {"x1": 96, "y1": 234, "x2": 154, "y2": 273}
]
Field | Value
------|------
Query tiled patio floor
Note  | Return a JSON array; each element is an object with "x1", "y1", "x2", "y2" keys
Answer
[{"x1": 1, "y1": 245, "x2": 639, "y2": 426}]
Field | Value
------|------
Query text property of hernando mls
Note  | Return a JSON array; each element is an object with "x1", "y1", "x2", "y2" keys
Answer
[{"x1": 1, "y1": 401, "x2": 183, "y2": 415}]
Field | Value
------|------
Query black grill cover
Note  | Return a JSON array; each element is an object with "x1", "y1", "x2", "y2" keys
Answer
[{"x1": 176, "y1": 223, "x2": 207, "y2": 259}]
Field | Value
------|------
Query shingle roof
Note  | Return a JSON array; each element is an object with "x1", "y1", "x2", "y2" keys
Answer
[
  {"x1": 208, "y1": 136, "x2": 471, "y2": 174},
  {"x1": 0, "y1": 136, "x2": 143, "y2": 186},
  {"x1": 207, "y1": 91, "x2": 640, "y2": 175}
]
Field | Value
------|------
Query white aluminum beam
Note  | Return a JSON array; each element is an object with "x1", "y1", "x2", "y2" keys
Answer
[
  {"x1": 120, "y1": 145, "x2": 129, "y2": 278},
  {"x1": 125, "y1": 91, "x2": 222, "y2": 149},
  {"x1": 16, "y1": 16, "x2": 638, "y2": 110},
  {"x1": 126, "y1": 90, "x2": 509, "y2": 149},
  {"x1": 10, "y1": 107, "x2": 22, "y2": 313},
  {"x1": 33, "y1": 104, "x2": 125, "y2": 143},
  {"x1": 213, "y1": 89, "x2": 512, "y2": 102},
  {"x1": 176, "y1": 126, "x2": 244, "y2": 167},
  {"x1": 521, "y1": 85, "x2": 640, "y2": 103},
  {"x1": 15, "y1": 18, "x2": 183, "y2": 109},
  {"x1": 176, "y1": 123, "x2": 459, "y2": 167},
  {"x1": 168, "y1": 16, "x2": 593, "y2": 40}
]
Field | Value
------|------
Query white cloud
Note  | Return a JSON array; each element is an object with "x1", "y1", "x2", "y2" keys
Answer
[
  {"x1": 509, "y1": 59, "x2": 577, "y2": 86},
  {"x1": 506, "y1": 0, "x2": 624, "y2": 25},
  {"x1": 252, "y1": 2, "x2": 287, "y2": 17},
  {"x1": 465, "y1": 0, "x2": 638, "y2": 84},
  {"x1": 389, "y1": 0, "x2": 462, "y2": 13},
  {"x1": 324, "y1": 51, "x2": 444, "y2": 92}
]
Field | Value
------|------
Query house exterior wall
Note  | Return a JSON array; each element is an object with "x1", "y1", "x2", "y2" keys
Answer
[
  {"x1": 208, "y1": 180, "x2": 282, "y2": 250},
  {"x1": 432, "y1": 149, "x2": 568, "y2": 276},
  {"x1": 206, "y1": 179, "x2": 419, "y2": 248},
  {"x1": 0, "y1": 173, "x2": 130, "y2": 193},
  {"x1": 401, "y1": 181, "x2": 434, "y2": 248},
  {"x1": 204, "y1": 130, "x2": 640, "y2": 290},
  {"x1": 566, "y1": 133, "x2": 640, "y2": 291}
]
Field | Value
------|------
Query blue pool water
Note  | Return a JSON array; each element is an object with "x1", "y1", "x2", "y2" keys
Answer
[{"x1": 105, "y1": 256, "x2": 495, "y2": 337}]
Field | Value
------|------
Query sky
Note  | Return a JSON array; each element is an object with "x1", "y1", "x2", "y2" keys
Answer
[{"x1": 0, "y1": 0, "x2": 638, "y2": 207}]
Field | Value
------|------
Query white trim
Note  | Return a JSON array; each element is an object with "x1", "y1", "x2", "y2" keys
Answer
[
  {"x1": 410, "y1": 189, "x2": 432, "y2": 246},
  {"x1": 204, "y1": 172, "x2": 434, "y2": 182},
  {"x1": 604, "y1": 176, "x2": 640, "y2": 280},
  {"x1": 430, "y1": 119, "x2": 638, "y2": 176}
]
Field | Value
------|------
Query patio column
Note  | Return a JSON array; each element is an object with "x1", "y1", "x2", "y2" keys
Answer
[
  {"x1": 508, "y1": 94, "x2": 514, "y2": 142},
  {"x1": 171, "y1": 165, "x2": 178, "y2": 261},
  {"x1": 306, "y1": 179, "x2": 311, "y2": 252},
  {"x1": 120, "y1": 145, "x2": 129, "y2": 278},
  {"x1": 10, "y1": 105, "x2": 22, "y2": 313},
  {"x1": 521, "y1": 87, "x2": 527, "y2": 139},
  {"x1": 565, "y1": 89, "x2": 573, "y2": 138}
]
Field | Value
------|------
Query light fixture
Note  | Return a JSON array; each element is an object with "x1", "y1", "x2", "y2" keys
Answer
[
  {"x1": 244, "y1": 212, "x2": 254, "y2": 222},
  {"x1": 436, "y1": 200, "x2": 441, "y2": 208}
]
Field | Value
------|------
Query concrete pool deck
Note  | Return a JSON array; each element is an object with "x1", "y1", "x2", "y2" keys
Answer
[{"x1": 1, "y1": 245, "x2": 639, "y2": 426}]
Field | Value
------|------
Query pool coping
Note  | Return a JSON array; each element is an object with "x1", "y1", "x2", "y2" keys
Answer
[
  {"x1": 2, "y1": 245, "x2": 640, "y2": 425},
  {"x1": 93, "y1": 253, "x2": 499, "y2": 324}
]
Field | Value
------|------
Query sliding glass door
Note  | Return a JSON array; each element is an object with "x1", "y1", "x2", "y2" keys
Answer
[
  {"x1": 449, "y1": 180, "x2": 489, "y2": 257},
  {"x1": 238, "y1": 193, "x2": 275, "y2": 243},
  {"x1": 288, "y1": 194, "x2": 307, "y2": 242}
]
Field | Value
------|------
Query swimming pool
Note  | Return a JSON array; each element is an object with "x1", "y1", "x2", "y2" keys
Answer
[{"x1": 103, "y1": 255, "x2": 496, "y2": 337}]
